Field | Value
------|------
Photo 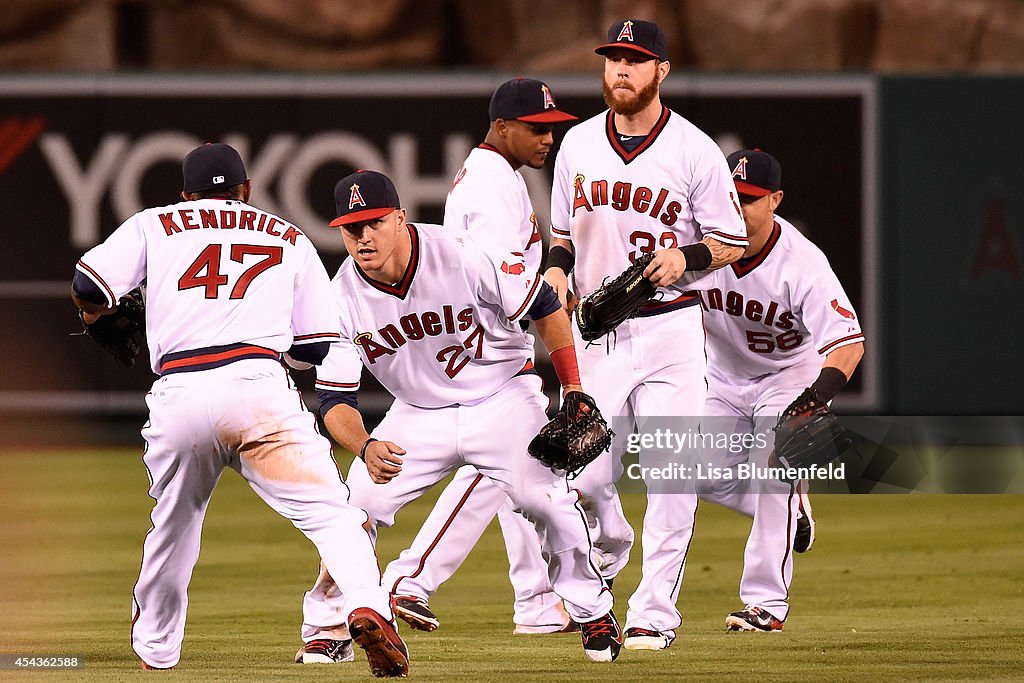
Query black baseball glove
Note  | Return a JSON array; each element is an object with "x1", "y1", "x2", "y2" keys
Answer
[
  {"x1": 575, "y1": 253, "x2": 657, "y2": 342},
  {"x1": 77, "y1": 288, "x2": 147, "y2": 366},
  {"x1": 528, "y1": 391, "x2": 613, "y2": 479},
  {"x1": 769, "y1": 388, "x2": 853, "y2": 472}
]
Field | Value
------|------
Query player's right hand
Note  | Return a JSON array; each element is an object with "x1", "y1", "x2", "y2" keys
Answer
[
  {"x1": 543, "y1": 267, "x2": 571, "y2": 312},
  {"x1": 364, "y1": 441, "x2": 405, "y2": 484},
  {"x1": 643, "y1": 248, "x2": 687, "y2": 287}
]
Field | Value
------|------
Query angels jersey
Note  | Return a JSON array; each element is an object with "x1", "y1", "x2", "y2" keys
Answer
[
  {"x1": 316, "y1": 223, "x2": 542, "y2": 409},
  {"x1": 551, "y1": 107, "x2": 747, "y2": 300},
  {"x1": 445, "y1": 144, "x2": 544, "y2": 274},
  {"x1": 697, "y1": 215, "x2": 865, "y2": 381},
  {"x1": 75, "y1": 199, "x2": 339, "y2": 374}
]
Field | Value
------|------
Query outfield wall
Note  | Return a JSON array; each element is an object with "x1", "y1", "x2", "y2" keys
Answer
[{"x1": 3, "y1": 73, "x2": 1015, "y2": 428}]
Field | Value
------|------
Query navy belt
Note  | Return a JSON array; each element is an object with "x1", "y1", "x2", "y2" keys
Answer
[
  {"x1": 159, "y1": 342, "x2": 280, "y2": 375},
  {"x1": 635, "y1": 294, "x2": 700, "y2": 318}
]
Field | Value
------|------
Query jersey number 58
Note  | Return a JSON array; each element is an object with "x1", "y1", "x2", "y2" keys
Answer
[{"x1": 746, "y1": 329, "x2": 803, "y2": 354}]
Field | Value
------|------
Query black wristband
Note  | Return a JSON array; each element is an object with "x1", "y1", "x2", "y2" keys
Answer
[
  {"x1": 546, "y1": 245, "x2": 575, "y2": 274},
  {"x1": 810, "y1": 367, "x2": 848, "y2": 403},
  {"x1": 678, "y1": 242, "x2": 712, "y2": 271},
  {"x1": 358, "y1": 437, "x2": 378, "y2": 461}
]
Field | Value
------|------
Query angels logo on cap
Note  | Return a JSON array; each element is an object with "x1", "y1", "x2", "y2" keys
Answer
[
  {"x1": 331, "y1": 170, "x2": 401, "y2": 227},
  {"x1": 541, "y1": 84, "x2": 556, "y2": 110},
  {"x1": 726, "y1": 148, "x2": 782, "y2": 197},
  {"x1": 488, "y1": 78, "x2": 577, "y2": 124},
  {"x1": 617, "y1": 20, "x2": 635, "y2": 42},
  {"x1": 731, "y1": 157, "x2": 749, "y2": 181},
  {"x1": 595, "y1": 19, "x2": 669, "y2": 61},
  {"x1": 348, "y1": 183, "x2": 367, "y2": 210}
]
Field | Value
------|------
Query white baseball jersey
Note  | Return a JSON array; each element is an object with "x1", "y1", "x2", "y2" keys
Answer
[
  {"x1": 304, "y1": 222, "x2": 614, "y2": 631},
  {"x1": 445, "y1": 144, "x2": 544, "y2": 274},
  {"x1": 75, "y1": 198, "x2": 339, "y2": 373},
  {"x1": 77, "y1": 197, "x2": 395, "y2": 668},
  {"x1": 379, "y1": 143, "x2": 567, "y2": 631},
  {"x1": 698, "y1": 215, "x2": 865, "y2": 382},
  {"x1": 550, "y1": 107, "x2": 744, "y2": 640},
  {"x1": 681, "y1": 215, "x2": 867, "y2": 627},
  {"x1": 551, "y1": 107, "x2": 748, "y2": 301},
  {"x1": 316, "y1": 223, "x2": 541, "y2": 409}
]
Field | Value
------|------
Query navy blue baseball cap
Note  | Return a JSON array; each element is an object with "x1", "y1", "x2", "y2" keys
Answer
[
  {"x1": 489, "y1": 78, "x2": 577, "y2": 123},
  {"x1": 727, "y1": 149, "x2": 782, "y2": 197},
  {"x1": 330, "y1": 170, "x2": 401, "y2": 227},
  {"x1": 595, "y1": 19, "x2": 669, "y2": 61},
  {"x1": 182, "y1": 142, "x2": 248, "y2": 193}
]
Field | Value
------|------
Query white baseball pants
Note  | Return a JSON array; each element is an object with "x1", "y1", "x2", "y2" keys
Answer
[
  {"x1": 381, "y1": 466, "x2": 568, "y2": 630},
  {"x1": 300, "y1": 374, "x2": 612, "y2": 635},
  {"x1": 131, "y1": 360, "x2": 391, "y2": 668}
]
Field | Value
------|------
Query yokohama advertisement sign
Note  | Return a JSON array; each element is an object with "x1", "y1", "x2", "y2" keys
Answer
[{"x1": 0, "y1": 75, "x2": 877, "y2": 413}]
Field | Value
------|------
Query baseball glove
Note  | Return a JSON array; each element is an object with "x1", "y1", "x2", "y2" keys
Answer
[
  {"x1": 77, "y1": 288, "x2": 147, "y2": 366},
  {"x1": 528, "y1": 391, "x2": 613, "y2": 479},
  {"x1": 575, "y1": 252, "x2": 657, "y2": 342},
  {"x1": 769, "y1": 388, "x2": 853, "y2": 472}
]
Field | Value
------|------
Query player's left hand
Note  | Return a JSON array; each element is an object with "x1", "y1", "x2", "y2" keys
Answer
[
  {"x1": 642, "y1": 248, "x2": 687, "y2": 287},
  {"x1": 528, "y1": 391, "x2": 613, "y2": 479},
  {"x1": 76, "y1": 288, "x2": 147, "y2": 366},
  {"x1": 364, "y1": 440, "x2": 406, "y2": 484}
]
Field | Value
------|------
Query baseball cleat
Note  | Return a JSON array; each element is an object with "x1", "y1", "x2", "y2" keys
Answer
[
  {"x1": 623, "y1": 626, "x2": 674, "y2": 650},
  {"x1": 140, "y1": 660, "x2": 173, "y2": 670},
  {"x1": 794, "y1": 490, "x2": 816, "y2": 553},
  {"x1": 725, "y1": 606, "x2": 784, "y2": 632},
  {"x1": 293, "y1": 638, "x2": 355, "y2": 664},
  {"x1": 391, "y1": 594, "x2": 440, "y2": 632},
  {"x1": 348, "y1": 608, "x2": 410, "y2": 678},
  {"x1": 580, "y1": 611, "x2": 623, "y2": 662}
]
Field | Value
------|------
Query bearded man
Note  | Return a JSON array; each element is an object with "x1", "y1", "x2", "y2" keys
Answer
[{"x1": 543, "y1": 18, "x2": 748, "y2": 651}]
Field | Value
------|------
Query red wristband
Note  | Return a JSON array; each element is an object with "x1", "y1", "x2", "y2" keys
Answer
[{"x1": 549, "y1": 346, "x2": 581, "y2": 387}]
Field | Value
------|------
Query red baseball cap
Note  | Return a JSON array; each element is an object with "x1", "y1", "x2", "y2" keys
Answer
[
  {"x1": 330, "y1": 170, "x2": 401, "y2": 227},
  {"x1": 489, "y1": 78, "x2": 577, "y2": 124},
  {"x1": 595, "y1": 19, "x2": 669, "y2": 61},
  {"x1": 727, "y1": 149, "x2": 782, "y2": 197}
]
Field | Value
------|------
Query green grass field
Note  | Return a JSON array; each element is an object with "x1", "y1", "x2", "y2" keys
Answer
[{"x1": 1, "y1": 449, "x2": 1023, "y2": 681}]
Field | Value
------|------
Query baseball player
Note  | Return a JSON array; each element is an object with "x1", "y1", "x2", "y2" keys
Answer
[
  {"x1": 543, "y1": 19, "x2": 748, "y2": 651},
  {"x1": 703, "y1": 149, "x2": 863, "y2": 631},
  {"x1": 70, "y1": 143, "x2": 409, "y2": 676},
  {"x1": 382, "y1": 78, "x2": 581, "y2": 634},
  {"x1": 299, "y1": 169, "x2": 623, "y2": 662}
]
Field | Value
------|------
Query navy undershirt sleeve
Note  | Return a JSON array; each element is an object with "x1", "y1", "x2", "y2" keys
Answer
[
  {"x1": 317, "y1": 389, "x2": 357, "y2": 421},
  {"x1": 288, "y1": 341, "x2": 330, "y2": 365},
  {"x1": 527, "y1": 281, "x2": 561, "y2": 321},
  {"x1": 71, "y1": 270, "x2": 108, "y2": 306}
]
